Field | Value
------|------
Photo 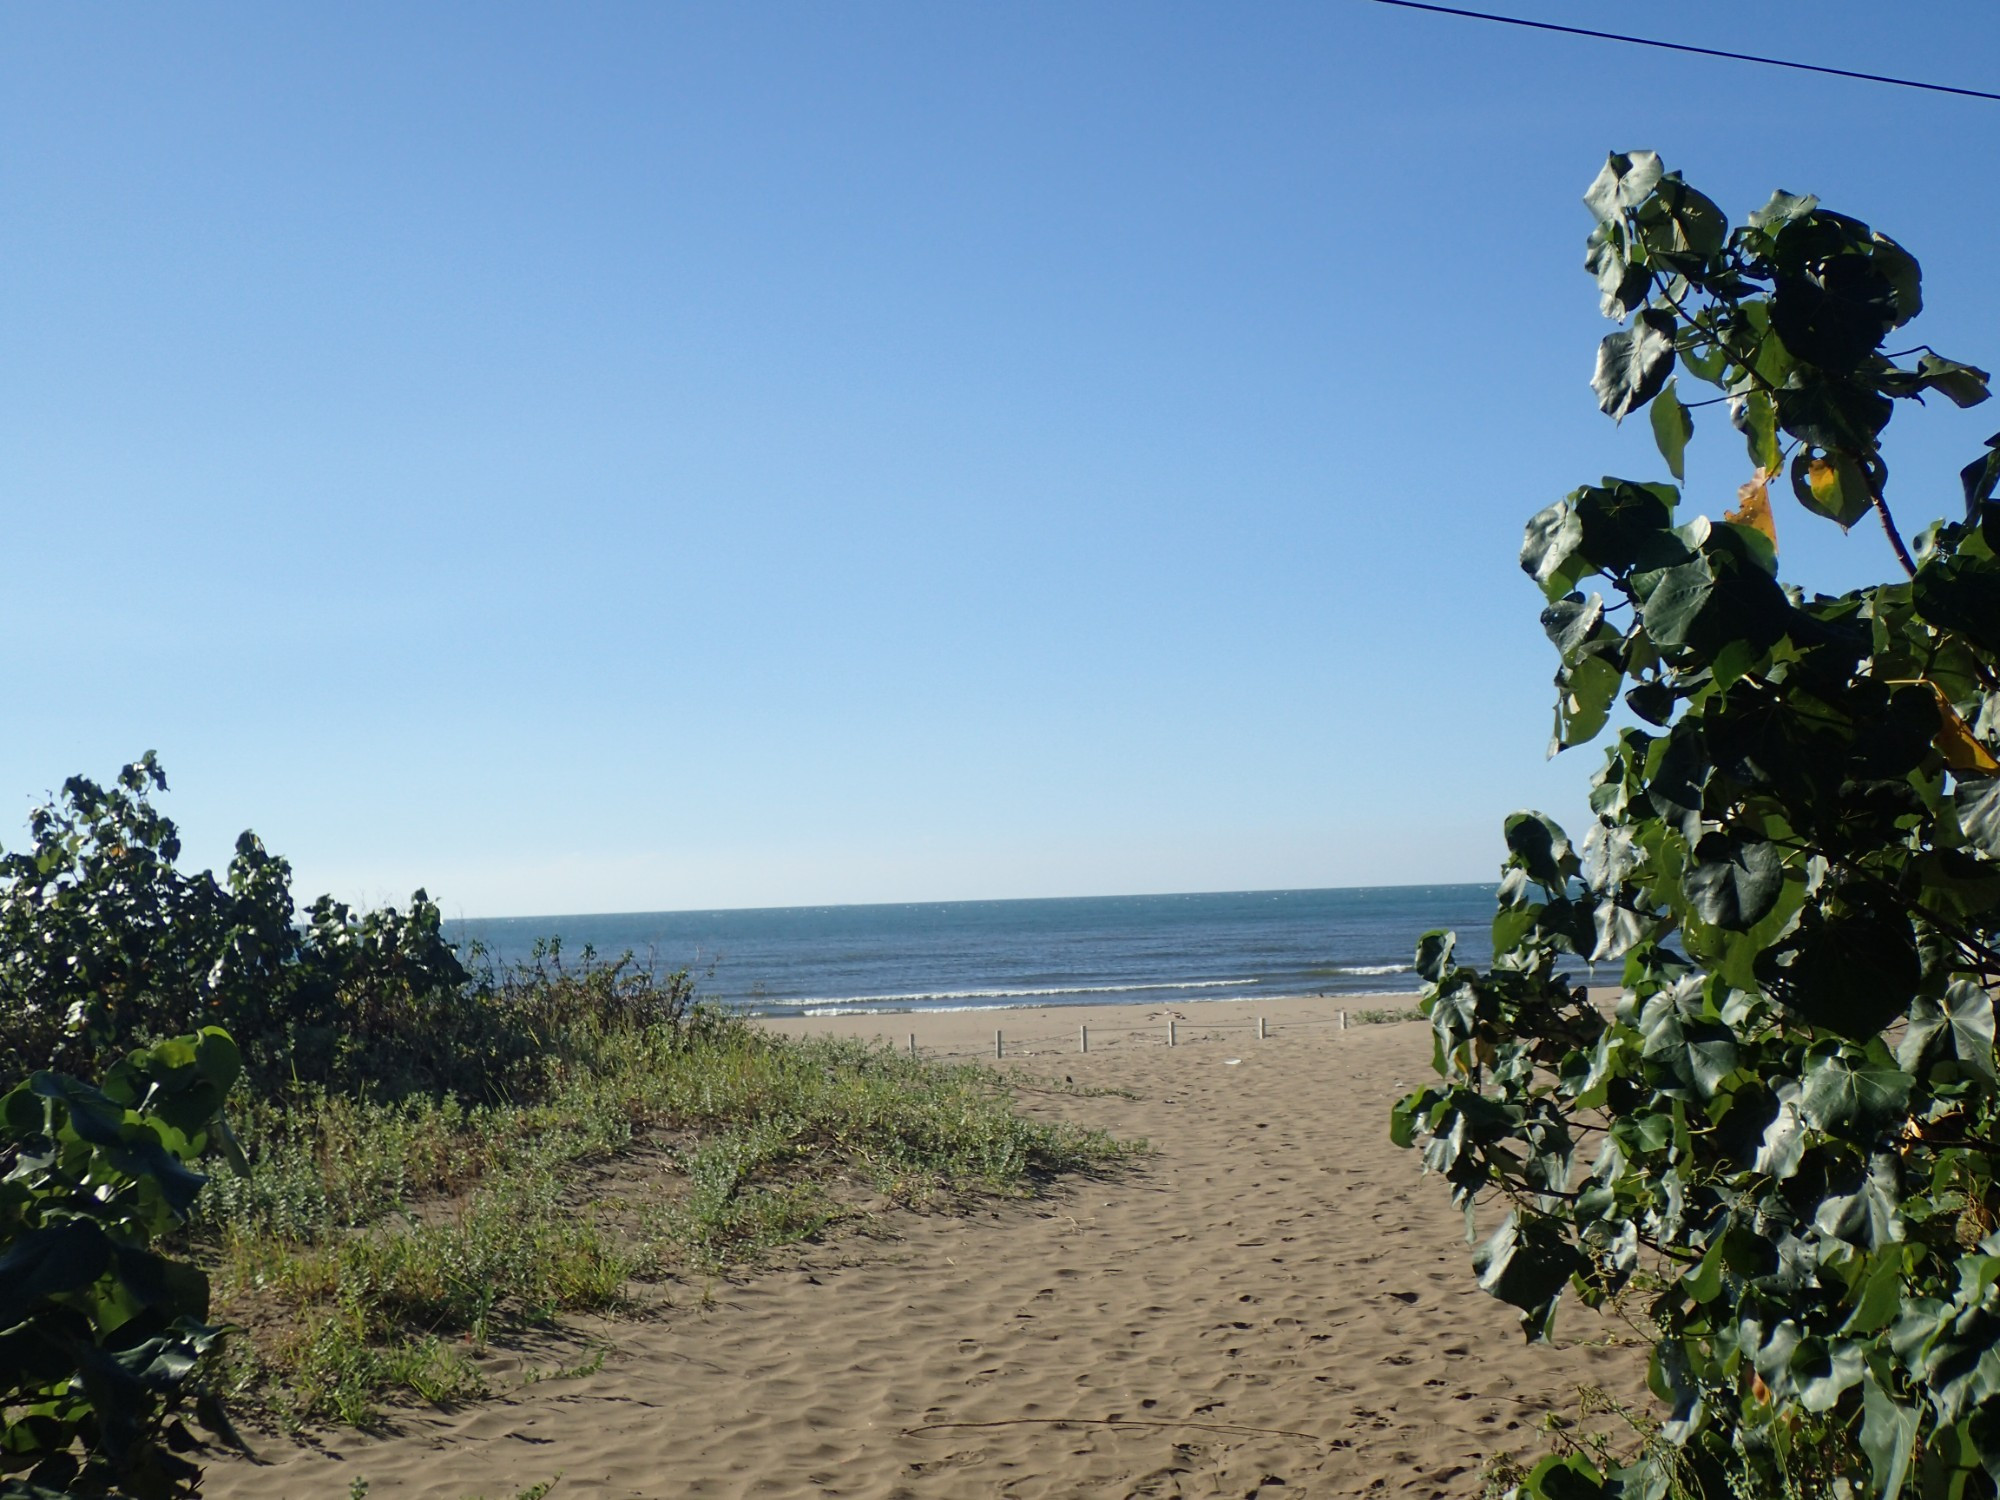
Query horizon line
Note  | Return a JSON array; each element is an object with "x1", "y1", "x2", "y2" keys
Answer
[{"x1": 443, "y1": 878, "x2": 1500, "y2": 926}]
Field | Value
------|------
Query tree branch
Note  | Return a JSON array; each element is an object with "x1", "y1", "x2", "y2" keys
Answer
[{"x1": 1871, "y1": 488, "x2": 1919, "y2": 578}]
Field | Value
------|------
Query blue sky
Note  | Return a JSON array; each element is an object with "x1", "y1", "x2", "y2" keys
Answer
[{"x1": 6, "y1": 2, "x2": 1998, "y2": 916}]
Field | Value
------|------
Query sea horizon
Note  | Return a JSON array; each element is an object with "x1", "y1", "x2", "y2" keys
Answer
[{"x1": 447, "y1": 882, "x2": 1503, "y2": 1018}]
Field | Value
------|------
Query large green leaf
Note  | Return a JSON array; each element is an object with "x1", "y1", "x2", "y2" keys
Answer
[
  {"x1": 1635, "y1": 554, "x2": 1713, "y2": 650},
  {"x1": 1650, "y1": 379, "x2": 1693, "y2": 480},
  {"x1": 1954, "y1": 777, "x2": 2000, "y2": 859},
  {"x1": 1589, "y1": 899, "x2": 1646, "y2": 963},
  {"x1": 1592, "y1": 310, "x2": 1677, "y2": 422},
  {"x1": 1879, "y1": 354, "x2": 1992, "y2": 409},
  {"x1": 1637, "y1": 176, "x2": 1727, "y2": 263},
  {"x1": 1963, "y1": 434, "x2": 2000, "y2": 520},
  {"x1": 1572, "y1": 480, "x2": 1681, "y2": 576},
  {"x1": 1580, "y1": 819, "x2": 1642, "y2": 892},
  {"x1": 1756, "y1": 899, "x2": 1921, "y2": 1038},
  {"x1": 1791, "y1": 1335, "x2": 1867, "y2": 1412},
  {"x1": 1861, "y1": 1372, "x2": 1919, "y2": 1499},
  {"x1": 1871, "y1": 232, "x2": 1924, "y2": 326},
  {"x1": 1733, "y1": 389, "x2": 1782, "y2": 474},
  {"x1": 1414, "y1": 929, "x2": 1456, "y2": 985},
  {"x1": 1473, "y1": 1211, "x2": 1584, "y2": 1340},
  {"x1": 1774, "y1": 376, "x2": 1895, "y2": 454},
  {"x1": 1915, "y1": 548, "x2": 2000, "y2": 655},
  {"x1": 1521, "y1": 502, "x2": 1586, "y2": 600},
  {"x1": 1753, "y1": 1079, "x2": 1807, "y2": 1180},
  {"x1": 0, "y1": 1222, "x2": 116, "y2": 1330},
  {"x1": 1769, "y1": 239, "x2": 1901, "y2": 373},
  {"x1": 1553, "y1": 653, "x2": 1624, "y2": 751},
  {"x1": 1897, "y1": 980, "x2": 1997, "y2": 1082},
  {"x1": 1918, "y1": 354, "x2": 1990, "y2": 407},
  {"x1": 1623, "y1": 680, "x2": 1673, "y2": 726},
  {"x1": 1813, "y1": 1154, "x2": 1903, "y2": 1251},
  {"x1": 1582, "y1": 150, "x2": 1663, "y2": 224},
  {"x1": 1521, "y1": 1454, "x2": 1609, "y2": 1500},
  {"x1": 1541, "y1": 594, "x2": 1607, "y2": 659},
  {"x1": 1585, "y1": 224, "x2": 1651, "y2": 320},
  {"x1": 1639, "y1": 998, "x2": 1738, "y2": 1099},
  {"x1": 30, "y1": 1070, "x2": 129, "y2": 1148},
  {"x1": 1388, "y1": 1094, "x2": 1423, "y2": 1150},
  {"x1": 1504, "y1": 811, "x2": 1577, "y2": 891},
  {"x1": 1789, "y1": 448, "x2": 1875, "y2": 529},
  {"x1": 1797, "y1": 1046, "x2": 1914, "y2": 1135},
  {"x1": 1683, "y1": 837, "x2": 1783, "y2": 930},
  {"x1": 1748, "y1": 188, "x2": 1818, "y2": 231},
  {"x1": 1636, "y1": 533, "x2": 1791, "y2": 658}
]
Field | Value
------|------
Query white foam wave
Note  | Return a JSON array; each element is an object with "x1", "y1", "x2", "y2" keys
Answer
[
  {"x1": 788, "y1": 978, "x2": 1259, "y2": 1008},
  {"x1": 1332, "y1": 963, "x2": 1412, "y2": 976},
  {"x1": 794, "y1": 986, "x2": 1421, "y2": 1018}
]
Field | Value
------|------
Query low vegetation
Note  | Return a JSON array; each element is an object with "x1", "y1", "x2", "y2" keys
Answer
[
  {"x1": 206, "y1": 1010, "x2": 1128, "y2": 1428},
  {"x1": 0, "y1": 763, "x2": 1132, "y2": 1492},
  {"x1": 1348, "y1": 1005, "x2": 1423, "y2": 1026}
]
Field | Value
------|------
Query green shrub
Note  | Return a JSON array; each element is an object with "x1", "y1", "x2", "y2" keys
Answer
[
  {"x1": 0, "y1": 755, "x2": 695, "y2": 1103},
  {"x1": 0, "y1": 757, "x2": 1132, "y2": 1438},
  {"x1": 0, "y1": 1028, "x2": 242, "y2": 1498},
  {"x1": 0, "y1": 756, "x2": 470, "y2": 1096},
  {"x1": 1396, "y1": 153, "x2": 2000, "y2": 1498}
]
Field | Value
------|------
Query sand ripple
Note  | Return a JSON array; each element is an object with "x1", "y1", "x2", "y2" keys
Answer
[{"x1": 206, "y1": 1015, "x2": 1645, "y2": 1498}]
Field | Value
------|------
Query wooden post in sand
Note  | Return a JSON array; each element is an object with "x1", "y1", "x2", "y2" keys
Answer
[
  {"x1": 1167, "y1": 1019, "x2": 1178, "y2": 1047},
  {"x1": 908, "y1": 1033, "x2": 917, "y2": 1057},
  {"x1": 1080, "y1": 1024, "x2": 1089, "y2": 1054},
  {"x1": 995, "y1": 1029, "x2": 1004, "y2": 1059},
  {"x1": 1258, "y1": 1016, "x2": 1268, "y2": 1040},
  {"x1": 1339, "y1": 1009, "x2": 1349, "y2": 1031}
]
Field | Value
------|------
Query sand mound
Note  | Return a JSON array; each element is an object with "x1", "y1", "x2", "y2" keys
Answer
[{"x1": 205, "y1": 1002, "x2": 1646, "y2": 1498}]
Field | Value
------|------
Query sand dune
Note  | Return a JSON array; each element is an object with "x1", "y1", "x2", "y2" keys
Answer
[{"x1": 205, "y1": 999, "x2": 1648, "y2": 1499}]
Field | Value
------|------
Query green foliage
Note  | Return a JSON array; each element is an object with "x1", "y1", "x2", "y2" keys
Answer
[
  {"x1": 1, "y1": 1029, "x2": 242, "y2": 1498},
  {"x1": 650, "y1": 1033, "x2": 1129, "y2": 1264},
  {"x1": 0, "y1": 763, "x2": 1132, "y2": 1464},
  {"x1": 1348, "y1": 1005, "x2": 1426, "y2": 1026},
  {"x1": 207, "y1": 1015, "x2": 1131, "y2": 1424},
  {"x1": 453, "y1": 1480, "x2": 559, "y2": 1500},
  {"x1": 0, "y1": 755, "x2": 477, "y2": 1096},
  {"x1": 0, "y1": 757, "x2": 698, "y2": 1101},
  {"x1": 1396, "y1": 152, "x2": 2000, "y2": 1497}
]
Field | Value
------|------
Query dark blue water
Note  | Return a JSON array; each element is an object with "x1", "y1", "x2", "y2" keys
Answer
[{"x1": 448, "y1": 884, "x2": 1499, "y2": 1017}]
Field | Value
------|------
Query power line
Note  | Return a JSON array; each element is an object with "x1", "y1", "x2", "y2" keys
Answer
[{"x1": 1362, "y1": 0, "x2": 2000, "y2": 103}]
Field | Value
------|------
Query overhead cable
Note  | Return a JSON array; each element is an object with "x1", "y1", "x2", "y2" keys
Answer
[{"x1": 1362, "y1": 0, "x2": 2000, "y2": 103}]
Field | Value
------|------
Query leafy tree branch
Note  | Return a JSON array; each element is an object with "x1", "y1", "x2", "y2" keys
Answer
[{"x1": 1397, "y1": 151, "x2": 2000, "y2": 1499}]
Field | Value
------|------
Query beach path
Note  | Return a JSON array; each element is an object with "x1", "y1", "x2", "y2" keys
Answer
[{"x1": 205, "y1": 1006, "x2": 1645, "y2": 1499}]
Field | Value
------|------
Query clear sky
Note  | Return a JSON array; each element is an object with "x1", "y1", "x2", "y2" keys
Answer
[{"x1": 6, "y1": 3, "x2": 1998, "y2": 917}]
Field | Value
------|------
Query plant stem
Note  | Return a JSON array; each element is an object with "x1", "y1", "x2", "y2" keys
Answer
[{"x1": 1872, "y1": 490, "x2": 1918, "y2": 578}]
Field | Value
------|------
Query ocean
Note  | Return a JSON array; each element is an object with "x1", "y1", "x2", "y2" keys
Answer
[{"x1": 447, "y1": 883, "x2": 1500, "y2": 1018}]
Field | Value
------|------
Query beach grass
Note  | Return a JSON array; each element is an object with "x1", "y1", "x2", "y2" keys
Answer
[
  {"x1": 197, "y1": 1010, "x2": 1135, "y2": 1426},
  {"x1": 1347, "y1": 1005, "x2": 1423, "y2": 1025}
]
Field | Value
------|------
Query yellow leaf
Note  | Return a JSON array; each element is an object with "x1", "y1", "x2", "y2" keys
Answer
[
  {"x1": 1725, "y1": 468, "x2": 1779, "y2": 549},
  {"x1": 1931, "y1": 686, "x2": 2000, "y2": 776},
  {"x1": 1808, "y1": 456, "x2": 1840, "y2": 506}
]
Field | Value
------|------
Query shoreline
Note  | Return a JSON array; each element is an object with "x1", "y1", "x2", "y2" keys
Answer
[
  {"x1": 743, "y1": 986, "x2": 1417, "y2": 1018},
  {"x1": 751, "y1": 990, "x2": 1420, "y2": 1058}
]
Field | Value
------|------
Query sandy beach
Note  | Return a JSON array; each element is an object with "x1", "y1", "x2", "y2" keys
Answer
[{"x1": 206, "y1": 996, "x2": 1647, "y2": 1499}]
